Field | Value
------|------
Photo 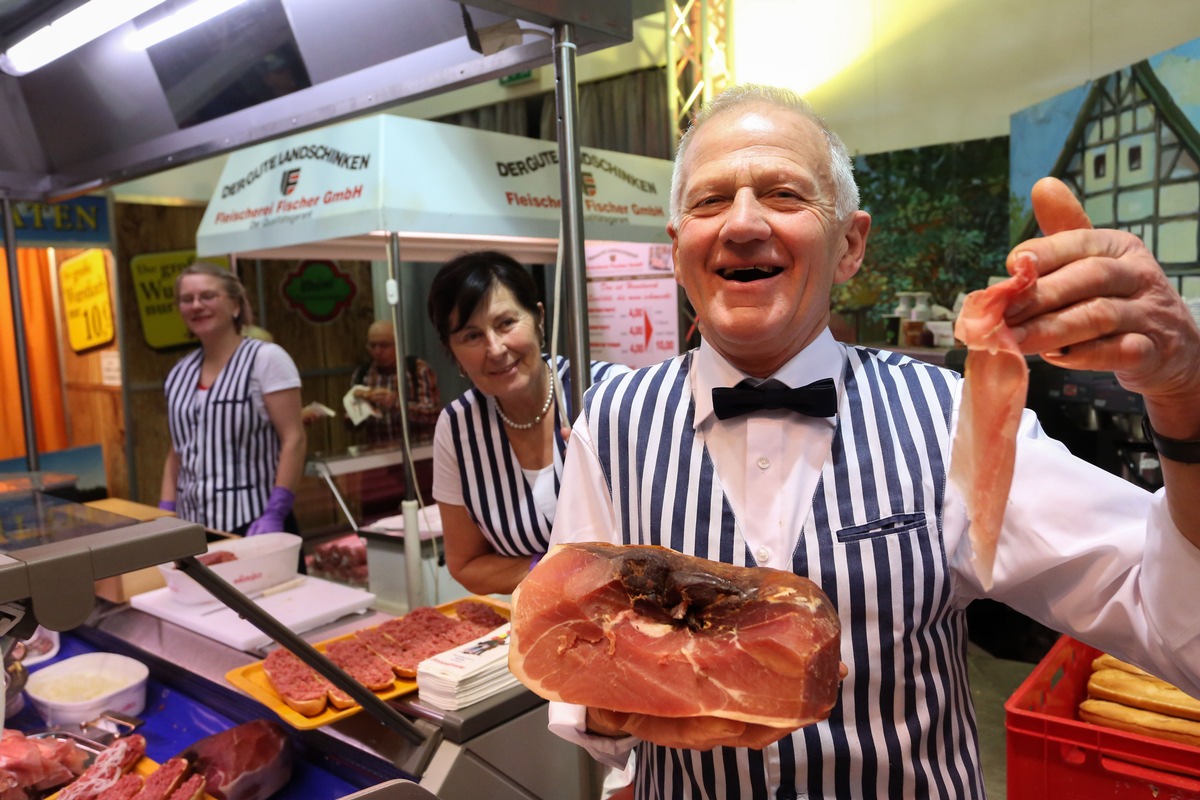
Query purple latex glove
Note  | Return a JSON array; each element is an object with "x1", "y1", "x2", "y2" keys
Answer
[
  {"x1": 158, "y1": 499, "x2": 176, "y2": 512},
  {"x1": 245, "y1": 487, "x2": 294, "y2": 536}
]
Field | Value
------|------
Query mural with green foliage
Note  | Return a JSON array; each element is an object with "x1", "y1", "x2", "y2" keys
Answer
[{"x1": 832, "y1": 136, "x2": 1017, "y2": 333}]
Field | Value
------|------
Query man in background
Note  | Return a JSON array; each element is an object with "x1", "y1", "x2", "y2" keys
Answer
[{"x1": 350, "y1": 320, "x2": 441, "y2": 444}]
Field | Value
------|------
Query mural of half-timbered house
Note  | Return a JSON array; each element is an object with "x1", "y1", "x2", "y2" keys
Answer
[{"x1": 1021, "y1": 60, "x2": 1200, "y2": 278}]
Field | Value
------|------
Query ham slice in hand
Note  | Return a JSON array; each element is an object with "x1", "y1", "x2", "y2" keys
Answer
[{"x1": 950, "y1": 255, "x2": 1038, "y2": 590}]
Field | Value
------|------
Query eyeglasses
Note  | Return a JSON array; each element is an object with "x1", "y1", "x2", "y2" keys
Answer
[{"x1": 177, "y1": 290, "x2": 225, "y2": 306}]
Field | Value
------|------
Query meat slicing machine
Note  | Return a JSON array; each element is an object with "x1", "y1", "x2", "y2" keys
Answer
[{"x1": 0, "y1": 488, "x2": 207, "y2": 644}]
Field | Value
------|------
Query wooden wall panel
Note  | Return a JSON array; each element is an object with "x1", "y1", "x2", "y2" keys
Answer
[
  {"x1": 113, "y1": 203, "x2": 207, "y2": 506},
  {"x1": 62, "y1": 386, "x2": 127, "y2": 498},
  {"x1": 54, "y1": 247, "x2": 128, "y2": 498},
  {"x1": 240, "y1": 258, "x2": 377, "y2": 535},
  {"x1": 112, "y1": 206, "x2": 400, "y2": 537}
]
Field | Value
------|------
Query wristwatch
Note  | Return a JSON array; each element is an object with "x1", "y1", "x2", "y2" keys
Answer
[{"x1": 1142, "y1": 416, "x2": 1200, "y2": 464}]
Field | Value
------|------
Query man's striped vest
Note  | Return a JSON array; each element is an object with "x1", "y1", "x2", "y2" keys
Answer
[{"x1": 584, "y1": 346, "x2": 982, "y2": 800}]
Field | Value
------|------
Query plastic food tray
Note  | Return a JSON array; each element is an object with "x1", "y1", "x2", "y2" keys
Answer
[
  {"x1": 225, "y1": 596, "x2": 509, "y2": 730},
  {"x1": 1005, "y1": 635, "x2": 1200, "y2": 799}
]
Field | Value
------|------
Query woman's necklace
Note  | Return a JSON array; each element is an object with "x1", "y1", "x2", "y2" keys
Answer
[{"x1": 496, "y1": 370, "x2": 555, "y2": 430}]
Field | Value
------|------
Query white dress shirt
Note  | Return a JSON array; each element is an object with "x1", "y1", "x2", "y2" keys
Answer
[
  {"x1": 693, "y1": 330, "x2": 841, "y2": 570},
  {"x1": 545, "y1": 330, "x2": 1200, "y2": 769}
]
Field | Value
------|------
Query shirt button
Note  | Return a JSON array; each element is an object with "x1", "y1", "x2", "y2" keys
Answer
[
  {"x1": 756, "y1": 547, "x2": 770, "y2": 563},
  {"x1": 757, "y1": 457, "x2": 770, "y2": 470}
]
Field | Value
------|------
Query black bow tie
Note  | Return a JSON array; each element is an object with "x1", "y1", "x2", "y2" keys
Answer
[{"x1": 711, "y1": 377, "x2": 838, "y2": 421}]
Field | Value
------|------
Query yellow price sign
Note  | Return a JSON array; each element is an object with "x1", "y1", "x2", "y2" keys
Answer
[
  {"x1": 130, "y1": 251, "x2": 229, "y2": 349},
  {"x1": 59, "y1": 249, "x2": 115, "y2": 352}
]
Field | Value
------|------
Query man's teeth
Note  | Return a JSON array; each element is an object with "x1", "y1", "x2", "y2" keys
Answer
[{"x1": 721, "y1": 265, "x2": 781, "y2": 280}]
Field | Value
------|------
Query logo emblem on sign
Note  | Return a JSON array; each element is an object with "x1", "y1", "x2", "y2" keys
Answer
[
  {"x1": 282, "y1": 260, "x2": 357, "y2": 323},
  {"x1": 281, "y1": 169, "x2": 301, "y2": 195},
  {"x1": 582, "y1": 171, "x2": 597, "y2": 197}
]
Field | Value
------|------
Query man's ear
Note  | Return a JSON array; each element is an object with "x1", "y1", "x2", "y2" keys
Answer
[
  {"x1": 667, "y1": 222, "x2": 682, "y2": 285},
  {"x1": 833, "y1": 210, "x2": 872, "y2": 285}
]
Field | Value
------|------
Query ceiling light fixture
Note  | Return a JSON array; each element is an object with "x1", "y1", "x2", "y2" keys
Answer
[
  {"x1": 0, "y1": 0, "x2": 168, "y2": 76},
  {"x1": 126, "y1": 0, "x2": 251, "y2": 50}
]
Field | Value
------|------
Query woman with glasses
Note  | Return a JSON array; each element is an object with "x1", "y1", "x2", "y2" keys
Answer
[{"x1": 158, "y1": 262, "x2": 306, "y2": 536}]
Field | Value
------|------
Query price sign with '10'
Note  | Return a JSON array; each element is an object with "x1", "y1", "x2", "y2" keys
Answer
[{"x1": 59, "y1": 249, "x2": 115, "y2": 352}]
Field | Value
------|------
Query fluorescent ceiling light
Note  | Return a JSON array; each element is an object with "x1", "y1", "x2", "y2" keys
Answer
[
  {"x1": 0, "y1": 0, "x2": 168, "y2": 76},
  {"x1": 126, "y1": 0, "x2": 251, "y2": 50}
]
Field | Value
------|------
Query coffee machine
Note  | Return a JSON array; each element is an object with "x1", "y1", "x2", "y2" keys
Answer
[{"x1": 1026, "y1": 359, "x2": 1162, "y2": 491}]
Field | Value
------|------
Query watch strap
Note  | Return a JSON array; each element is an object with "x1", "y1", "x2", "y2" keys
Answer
[{"x1": 1142, "y1": 416, "x2": 1200, "y2": 464}]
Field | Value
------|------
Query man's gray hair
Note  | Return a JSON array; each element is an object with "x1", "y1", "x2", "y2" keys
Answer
[{"x1": 669, "y1": 84, "x2": 860, "y2": 227}]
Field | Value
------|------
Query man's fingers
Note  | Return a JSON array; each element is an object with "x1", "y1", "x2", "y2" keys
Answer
[{"x1": 1031, "y1": 177, "x2": 1093, "y2": 235}]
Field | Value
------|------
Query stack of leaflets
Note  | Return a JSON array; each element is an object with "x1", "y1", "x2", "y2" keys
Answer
[{"x1": 416, "y1": 622, "x2": 520, "y2": 711}]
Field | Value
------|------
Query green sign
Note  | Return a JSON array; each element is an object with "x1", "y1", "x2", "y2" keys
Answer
[
  {"x1": 499, "y1": 70, "x2": 533, "y2": 87},
  {"x1": 281, "y1": 260, "x2": 356, "y2": 322}
]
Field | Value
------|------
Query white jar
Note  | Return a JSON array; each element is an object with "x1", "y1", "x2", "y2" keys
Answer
[
  {"x1": 910, "y1": 292, "x2": 932, "y2": 322},
  {"x1": 894, "y1": 292, "x2": 915, "y2": 318}
]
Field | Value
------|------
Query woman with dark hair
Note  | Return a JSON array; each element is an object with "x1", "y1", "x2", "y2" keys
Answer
[
  {"x1": 159, "y1": 262, "x2": 306, "y2": 536},
  {"x1": 427, "y1": 250, "x2": 629, "y2": 595}
]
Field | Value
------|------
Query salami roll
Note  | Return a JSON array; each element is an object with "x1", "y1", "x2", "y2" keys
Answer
[{"x1": 263, "y1": 648, "x2": 329, "y2": 716}]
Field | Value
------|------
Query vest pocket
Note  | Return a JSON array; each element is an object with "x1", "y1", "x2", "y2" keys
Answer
[{"x1": 835, "y1": 511, "x2": 928, "y2": 543}]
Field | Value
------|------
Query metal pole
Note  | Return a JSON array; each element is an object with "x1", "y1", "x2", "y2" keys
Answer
[
  {"x1": 386, "y1": 233, "x2": 425, "y2": 612},
  {"x1": 387, "y1": 232, "x2": 416, "y2": 500},
  {"x1": 552, "y1": 22, "x2": 590, "y2": 415},
  {"x1": 251, "y1": 257, "x2": 267, "y2": 330},
  {"x1": 2, "y1": 196, "x2": 40, "y2": 471}
]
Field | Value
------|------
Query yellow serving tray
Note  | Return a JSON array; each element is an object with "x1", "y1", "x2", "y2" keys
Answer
[{"x1": 224, "y1": 596, "x2": 509, "y2": 730}]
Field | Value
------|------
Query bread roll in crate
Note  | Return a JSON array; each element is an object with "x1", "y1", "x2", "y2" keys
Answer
[{"x1": 1005, "y1": 635, "x2": 1200, "y2": 799}]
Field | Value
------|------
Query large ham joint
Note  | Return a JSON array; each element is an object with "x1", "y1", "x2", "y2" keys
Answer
[{"x1": 509, "y1": 543, "x2": 842, "y2": 749}]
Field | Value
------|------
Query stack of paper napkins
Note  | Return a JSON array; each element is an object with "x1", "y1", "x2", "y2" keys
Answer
[{"x1": 417, "y1": 622, "x2": 520, "y2": 711}]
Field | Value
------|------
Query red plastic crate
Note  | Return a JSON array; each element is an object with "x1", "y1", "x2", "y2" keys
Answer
[{"x1": 1005, "y1": 635, "x2": 1200, "y2": 799}]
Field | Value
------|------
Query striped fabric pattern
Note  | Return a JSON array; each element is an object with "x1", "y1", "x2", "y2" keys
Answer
[
  {"x1": 443, "y1": 355, "x2": 625, "y2": 557},
  {"x1": 165, "y1": 338, "x2": 280, "y2": 533},
  {"x1": 585, "y1": 345, "x2": 982, "y2": 800}
]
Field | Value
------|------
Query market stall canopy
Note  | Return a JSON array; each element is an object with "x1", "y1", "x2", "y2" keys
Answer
[
  {"x1": 195, "y1": 113, "x2": 673, "y2": 262},
  {"x1": 0, "y1": 0, "x2": 635, "y2": 201}
]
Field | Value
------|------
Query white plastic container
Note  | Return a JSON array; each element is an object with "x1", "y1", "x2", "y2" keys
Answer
[
  {"x1": 924, "y1": 320, "x2": 955, "y2": 348},
  {"x1": 158, "y1": 532, "x2": 303, "y2": 605},
  {"x1": 24, "y1": 652, "x2": 149, "y2": 726}
]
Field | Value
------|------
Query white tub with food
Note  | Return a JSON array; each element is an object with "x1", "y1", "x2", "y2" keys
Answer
[
  {"x1": 24, "y1": 652, "x2": 149, "y2": 726},
  {"x1": 158, "y1": 532, "x2": 303, "y2": 605}
]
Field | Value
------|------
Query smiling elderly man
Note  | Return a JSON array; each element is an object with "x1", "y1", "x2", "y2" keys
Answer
[{"x1": 543, "y1": 83, "x2": 1200, "y2": 800}]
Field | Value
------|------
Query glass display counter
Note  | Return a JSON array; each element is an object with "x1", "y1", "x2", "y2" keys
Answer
[
  {"x1": 305, "y1": 443, "x2": 445, "y2": 615},
  {"x1": 306, "y1": 443, "x2": 434, "y2": 533},
  {"x1": 0, "y1": 490, "x2": 207, "y2": 636}
]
